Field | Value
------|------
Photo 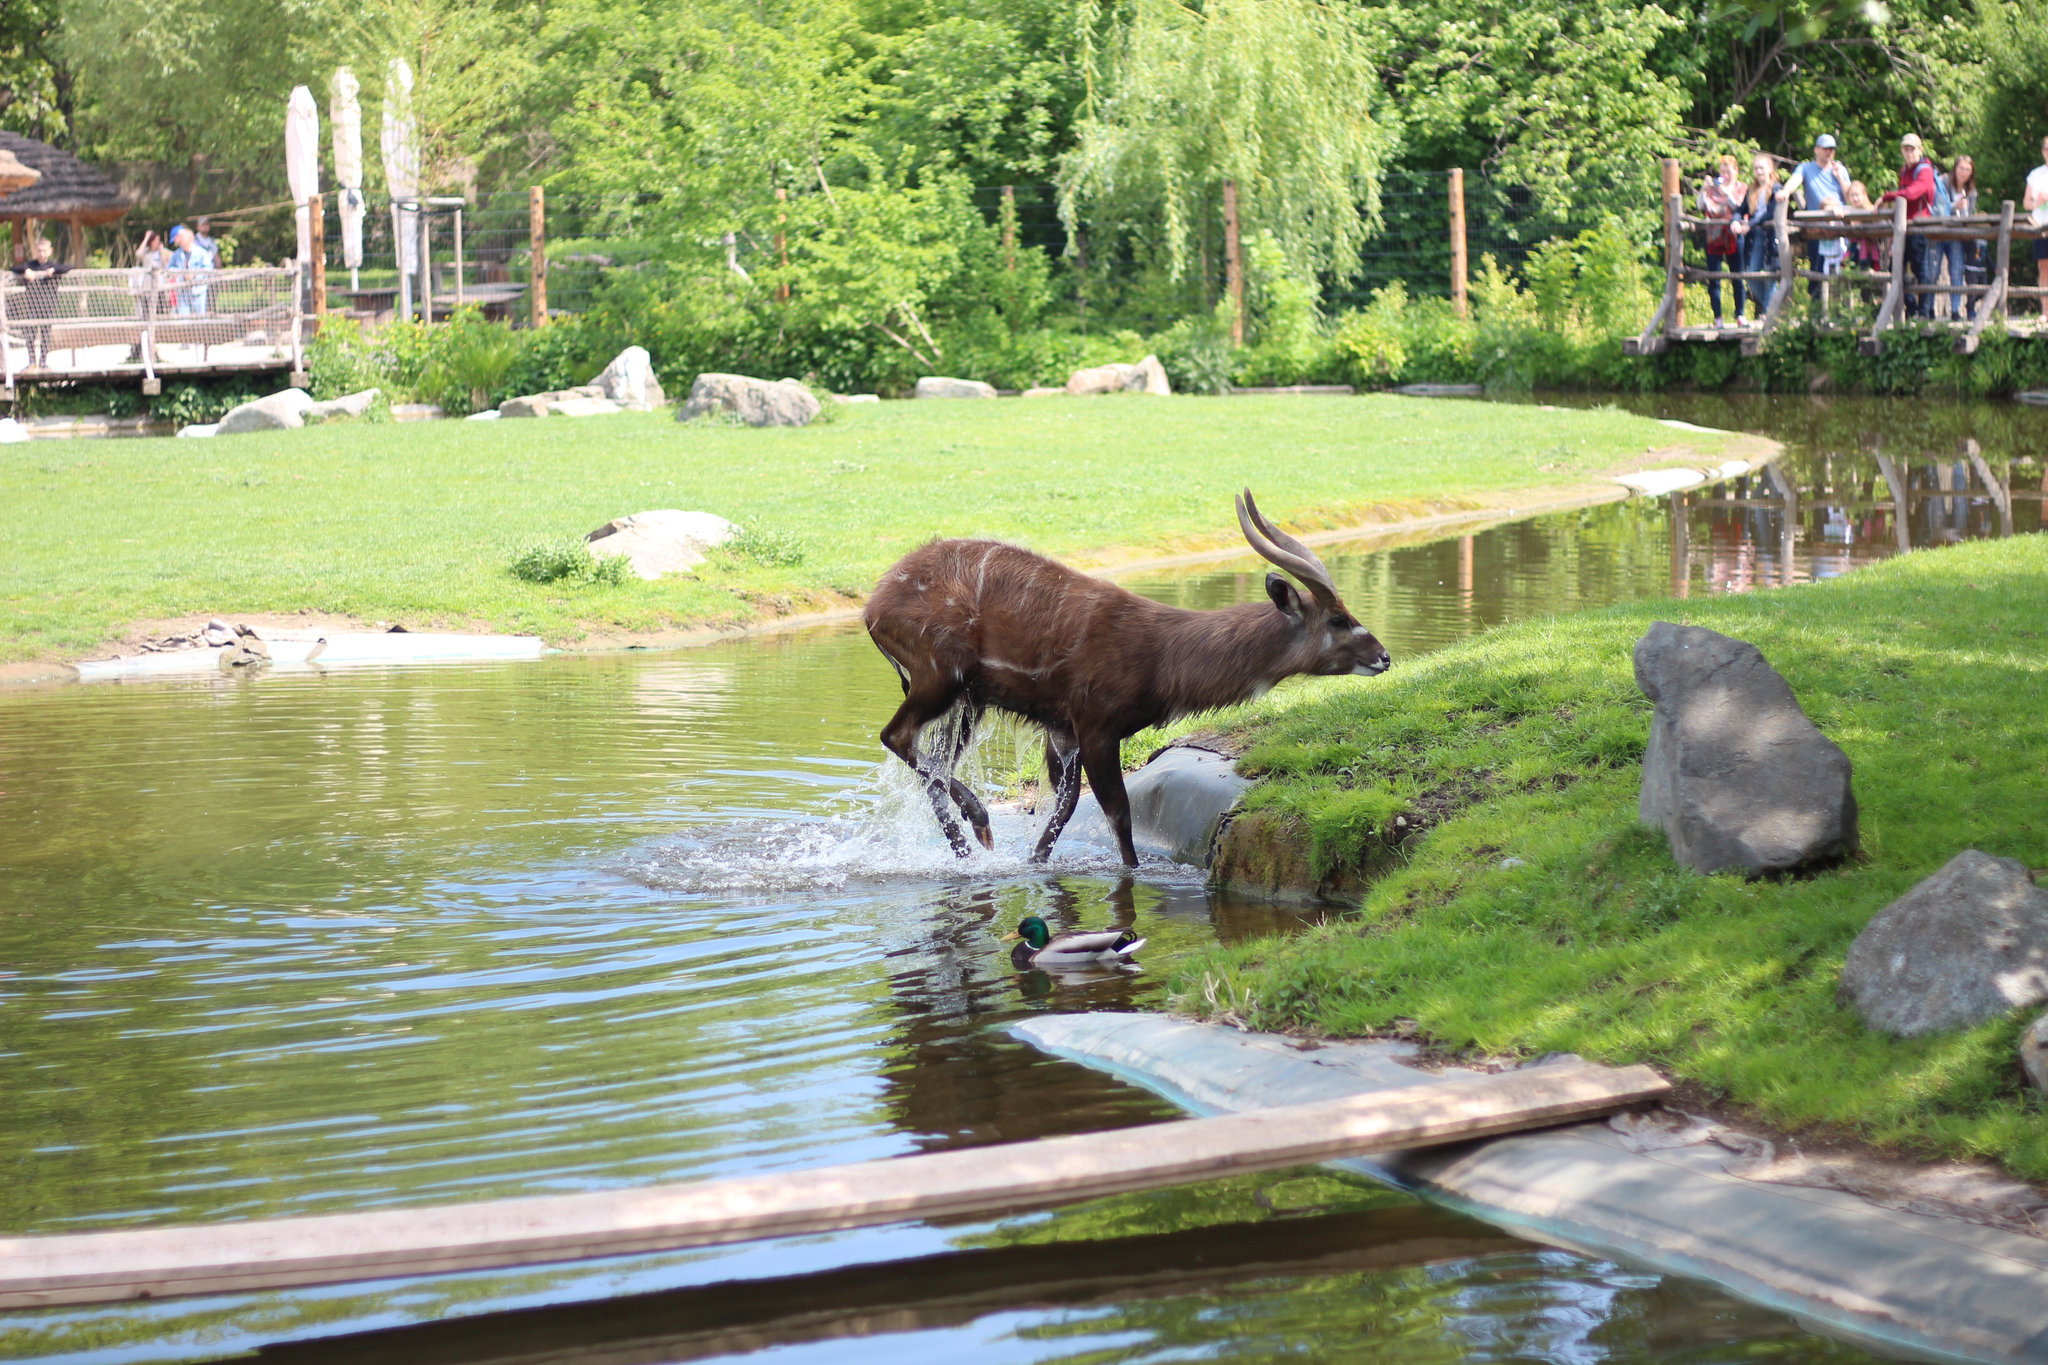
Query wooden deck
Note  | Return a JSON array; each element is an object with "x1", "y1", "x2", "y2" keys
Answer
[
  {"x1": 1627, "y1": 158, "x2": 2045, "y2": 359},
  {"x1": 0, "y1": 265, "x2": 305, "y2": 397},
  {"x1": 0, "y1": 1060, "x2": 1666, "y2": 1309}
]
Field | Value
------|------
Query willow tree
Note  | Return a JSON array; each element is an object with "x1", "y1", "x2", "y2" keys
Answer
[{"x1": 1058, "y1": 0, "x2": 1393, "y2": 302}]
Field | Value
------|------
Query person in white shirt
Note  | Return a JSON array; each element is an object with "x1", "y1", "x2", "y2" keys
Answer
[{"x1": 2023, "y1": 136, "x2": 2048, "y2": 304}]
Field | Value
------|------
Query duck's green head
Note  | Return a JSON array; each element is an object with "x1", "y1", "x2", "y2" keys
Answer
[{"x1": 1012, "y1": 916, "x2": 1051, "y2": 950}]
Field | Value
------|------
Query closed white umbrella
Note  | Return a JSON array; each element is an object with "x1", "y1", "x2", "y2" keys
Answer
[
  {"x1": 380, "y1": 58, "x2": 420, "y2": 295},
  {"x1": 330, "y1": 67, "x2": 365, "y2": 284},
  {"x1": 286, "y1": 85, "x2": 321, "y2": 265}
]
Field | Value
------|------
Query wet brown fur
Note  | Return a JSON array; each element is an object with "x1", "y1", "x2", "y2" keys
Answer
[{"x1": 864, "y1": 532, "x2": 1389, "y2": 865}]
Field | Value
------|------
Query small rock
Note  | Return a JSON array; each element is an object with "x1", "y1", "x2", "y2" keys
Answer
[
  {"x1": 304, "y1": 388, "x2": 380, "y2": 423},
  {"x1": 216, "y1": 388, "x2": 317, "y2": 435},
  {"x1": 551, "y1": 395, "x2": 623, "y2": 418},
  {"x1": 466, "y1": 409, "x2": 501, "y2": 421},
  {"x1": 679, "y1": 373, "x2": 821, "y2": 427},
  {"x1": 499, "y1": 395, "x2": 552, "y2": 419},
  {"x1": 202, "y1": 625, "x2": 236, "y2": 647},
  {"x1": 589, "y1": 346, "x2": 665, "y2": 411},
  {"x1": 913, "y1": 376, "x2": 997, "y2": 400},
  {"x1": 1132, "y1": 354, "x2": 1172, "y2": 395},
  {"x1": 176, "y1": 423, "x2": 218, "y2": 439},
  {"x1": 1634, "y1": 622, "x2": 1857, "y2": 876},
  {"x1": 1499, "y1": 857, "x2": 1527, "y2": 869},
  {"x1": 1021, "y1": 386, "x2": 1064, "y2": 398},
  {"x1": 2021, "y1": 1015, "x2": 2048, "y2": 1094},
  {"x1": 1064, "y1": 356, "x2": 1172, "y2": 397},
  {"x1": 829, "y1": 393, "x2": 881, "y2": 404},
  {"x1": 585, "y1": 509, "x2": 739, "y2": 579},
  {"x1": 0, "y1": 417, "x2": 28, "y2": 443},
  {"x1": 1840, "y1": 851, "x2": 2048, "y2": 1037}
]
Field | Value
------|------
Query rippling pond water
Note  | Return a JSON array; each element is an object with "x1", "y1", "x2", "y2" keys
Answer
[{"x1": 7, "y1": 395, "x2": 2037, "y2": 1364}]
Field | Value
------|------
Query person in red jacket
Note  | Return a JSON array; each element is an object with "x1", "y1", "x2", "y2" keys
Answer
[{"x1": 1878, "y1": 133, "x2": 1937, "y2": 318}]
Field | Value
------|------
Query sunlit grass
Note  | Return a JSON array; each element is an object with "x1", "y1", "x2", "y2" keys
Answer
[
  {"x1": 1157, "y1": 534, "x2": 2048, "y2": 1176},
  {"x1": 0, "y1": 396, "x2": 1743, "y2": 662}
]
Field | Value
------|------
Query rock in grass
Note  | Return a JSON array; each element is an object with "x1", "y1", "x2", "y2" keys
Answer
[
  {"x1": 589, "y1": 346, "x2": 665, "y2": 411},
  {"x1": 216, "y1": 388, "x2": 316, "y2": 435},
  {"x1": 305, "y1": 388, "x2": 380, "y2": 423},
  {"x1": 1064, "y1": 355, "x2": 1173, "y2": 396},
  {"x1": 0, "y1": 417, "x2": 28, "y2": 443},
  {"x1": 499, "y1": 394, "x2": 552, "y2": 418},
  {"x1": 1634, "y1": 622, "x2": 1857, "y2": 876},
  {"x1": 913, "y1": 376, "x2": 997, "y2": 400},
  {"x1": 1839, "y1": 851, "x2": 2048, "y2": 1038},
  {"x1": 679, "y1": 373, "x2": 820, "y2": 427},
  {"x1": 2022, "y1": 1015, "x2": 2048, "y2": 1094},
  {"x1": 585, "y1": 510, "x2": 738, "y2": 579}
]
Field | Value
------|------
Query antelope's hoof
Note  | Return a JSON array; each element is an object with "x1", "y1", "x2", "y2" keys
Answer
[{"x1": 976, "y1": 826, "x2": 995, "y2": 851}]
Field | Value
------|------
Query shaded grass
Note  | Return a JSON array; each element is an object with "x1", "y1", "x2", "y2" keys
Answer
[
  {"x1": 1153, "y1": 535, "x2": 2048, "y2": 1178},
  {"x1": 0, "y1": 396, "x2": 1739, "y2": 662}
]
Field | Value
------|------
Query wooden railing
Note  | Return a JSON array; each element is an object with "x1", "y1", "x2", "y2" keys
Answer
[{"x1": 1627, "y1": 159, "x2": 2044, "y2": 358}]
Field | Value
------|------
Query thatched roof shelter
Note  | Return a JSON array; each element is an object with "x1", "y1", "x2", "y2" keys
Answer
[{"x1": 0, "y1": 131, "x2": 134, "y2": 263}]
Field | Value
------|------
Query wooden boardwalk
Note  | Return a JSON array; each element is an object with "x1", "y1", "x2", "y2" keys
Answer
[
  {"x1": 0, "y1": 1061, "x2": 1666, "y2": 1310},
  {"x1": 1627, "y1": 158, "x2": 2043, "y2": 359}
]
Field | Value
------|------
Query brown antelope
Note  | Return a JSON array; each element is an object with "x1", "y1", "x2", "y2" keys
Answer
[{"x1": 863, "y1": 490, "x2": 1391, "y2": 866}]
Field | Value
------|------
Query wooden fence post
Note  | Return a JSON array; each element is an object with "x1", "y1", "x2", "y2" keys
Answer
[
  {"x1": 1002, "y1": 185, "x2": 1017, "y2": 272},
  {"x1": 1449, "y1": 169, "x2": 1468, "y2": 319},
  {"x1": 1223, "y1": 178, "x2": 1243, "y2": 347},
  {"x1": 529, "y1": 186, "x2": 547, "y2": 326},
  {"x1": 308, "y1": 192, "x2": 327, "y2": 319},
  {"x1": 1662, "y1": 158, "x2": 1684, "y2": 330},
  {"x1": 775, "y1": 186, "x2": 789, "y2": 303}
]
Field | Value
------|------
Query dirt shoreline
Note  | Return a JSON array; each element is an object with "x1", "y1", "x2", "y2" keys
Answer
[{"x1": 1, "y1": 456, "x2": 1766, "y2": 689}]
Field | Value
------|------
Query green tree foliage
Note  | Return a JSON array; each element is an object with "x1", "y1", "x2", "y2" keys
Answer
[
  {"x1": 1060, "y1": 0, "x2": 1394, "y2": 290},
  {"x1": 0, "y1": 0, "x2": 68, "y2": 140},
  {"x1": 1969, "y1": 0, "x2": 2048, "y2": 202}
]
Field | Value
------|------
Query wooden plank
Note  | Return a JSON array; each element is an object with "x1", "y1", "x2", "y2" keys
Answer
[{"x1": 0, "y1": 1062, "x2": 1666, "y2": 1310}]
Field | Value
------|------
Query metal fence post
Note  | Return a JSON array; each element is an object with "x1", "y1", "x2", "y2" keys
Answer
[
  {"x1": 140, "y1": 269, "x2": 159, "y2": 396},
  {"x1": 529, "y1": 186, "x2": 547, "y2": 326},
  {"x1": 395, "y1": 202, "x2": 412, "y2": 322},
  {"x1": 0, "y1": 280, "x2": 13, "y2": 399},
  {"x1": 1449, "y1": 169, "x2": 1468, "y2": 319},
  {"x1": 289, "y1": 263, "x2": 308, "y2": 388}
]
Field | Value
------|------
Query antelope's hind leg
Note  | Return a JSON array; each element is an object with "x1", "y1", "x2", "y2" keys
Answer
[
  {"x1": 945, "y1": 704, "x2": 994, "y2": 851},
  {"x1": 1030, "y1": 729, "x2": 1083, "y2": 863}
]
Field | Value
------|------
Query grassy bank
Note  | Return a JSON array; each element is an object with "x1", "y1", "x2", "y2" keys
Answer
[
  {"x1": 1146, "y1": 534, "x2": 2048, "y2": 1178},
  {"x1": 0, "y1": 396, "x2": 1757, "y2": 665}
]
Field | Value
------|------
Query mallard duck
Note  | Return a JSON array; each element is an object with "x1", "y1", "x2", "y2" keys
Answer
[{"x1": 1004, "y1": 916, "x2": 1146, "y2": 970}]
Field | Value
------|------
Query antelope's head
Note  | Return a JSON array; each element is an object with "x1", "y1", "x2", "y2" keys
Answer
[{"x1": 1236, "y1": 489, "x2": 1392, "y2": 678}]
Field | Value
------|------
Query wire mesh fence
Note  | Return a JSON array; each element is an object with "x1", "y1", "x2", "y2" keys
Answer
[{"x1": 289, "y1": 172, "x2": 1582, "y2": 328}]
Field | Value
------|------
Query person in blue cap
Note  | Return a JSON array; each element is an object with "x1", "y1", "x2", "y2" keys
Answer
[
  {"x1": 1781, "y1": 133, "x2": 1852, "y2": 300},
  {"x1": 167, "y1": 224, "x2": 213, "y2": 315}
]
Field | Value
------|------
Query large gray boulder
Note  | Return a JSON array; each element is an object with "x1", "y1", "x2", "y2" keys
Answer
[
  {"x1": 2022, "y1": 1015, "x2": 2048, "y2": 1094},
  {"x1": 585, "y1": 510, "x2": 738, "y2": 579},
  {"x1": 679, "y1": 373, "x2": 819, "y2": 427},
  {"x1": 1839, "y1": 851, "x2": 2048, "y2": 1038},
  {"x1": 914, "y1": 376, "x2": 997, "y2": 400},
  {"x1": 216, "y1": 388, "x2": 316, "y2": 435},
  {"x1": 1064, "y1": 355, "x2": 1172, "y2": 396},
  {"x1": 590, "y1": 346, "x2": 665, "y2": 410},
  {"x1": 1635, "y1": 622, "x2": 1857, "y2": 876}
]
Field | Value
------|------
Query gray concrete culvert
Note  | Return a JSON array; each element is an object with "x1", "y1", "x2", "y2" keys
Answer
[{"x1": 1013, "y1": 1013, "x2": 2048, "y2": 1365}]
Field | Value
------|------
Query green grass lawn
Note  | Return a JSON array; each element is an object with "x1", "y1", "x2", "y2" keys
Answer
[
  {"x1": 0, "y1": 396, "x2": 1752, "y2": 663},
  {"x1": 1147, "y1": 534, "x2": 2048, "y2": 1178}
]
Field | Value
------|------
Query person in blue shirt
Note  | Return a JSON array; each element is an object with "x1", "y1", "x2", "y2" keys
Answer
[
  {"x1": 1780, "y1": 133, "x2": 1852, "y2": 300},
  {"x1": 167, "y1": 224, "x2": 212, "y2": 316}
]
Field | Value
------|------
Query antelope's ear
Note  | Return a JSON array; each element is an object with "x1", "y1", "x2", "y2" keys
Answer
[{"x1": 1265, "y1": 572, "x2": 1305, "y2": 621}]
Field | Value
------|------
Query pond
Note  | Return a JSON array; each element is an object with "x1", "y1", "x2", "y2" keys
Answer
[{"x1": 2, "y1": 395, "x2": 2036, "y2": 1365}]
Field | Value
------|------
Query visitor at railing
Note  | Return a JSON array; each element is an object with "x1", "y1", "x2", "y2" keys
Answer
[
  {"x1": 1733, "y1": 152, "x2": 1781, "y2": 320},
  {"x1": 2023, "y1": 136, "x2": 2048, "y2": 311},
  {"x1": 1696, "y1": 153, "x2": 1746, "y2": 326},
  {"x1": 1781, "y1": 132, "x2": 1852, "y2": 298},
  {"x1": 168, "y1": 224, "x2": 212, "y2": 316},
  {"x1": 1877, "y1": 134, "x2": 1937, "y2": 318},
  {"x1": 1842, "y1": 182, "x2": 1886, "y2": 271},
  {"x1": 1939, "y1": 155, "x2": 1979, "y2": 319},
  {"x1": 9, "y1": 235, "x2": 71, "y2": 371}
]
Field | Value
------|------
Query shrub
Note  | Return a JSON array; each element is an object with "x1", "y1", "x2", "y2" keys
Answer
[
  {"x1": 727, "y1": 526, "x2": 808, "y2": 566},
  {"x1": 508, "y1": 537, "x2": 631, "y2": 586}
]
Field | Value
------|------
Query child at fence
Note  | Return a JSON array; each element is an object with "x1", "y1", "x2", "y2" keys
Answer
[
  {"x1": 1733, "y1": 153, "x2": 1780, "y2": 319},
  {"x1": 1844, "y1": 183, "x2": 1885, "y2": 270},
  {"x1": 1696, "y1": 154, "x2": 1746, "y2": 325},
  {"x1": 9, "y1": 234, "x2": 71, "y2": 370}
]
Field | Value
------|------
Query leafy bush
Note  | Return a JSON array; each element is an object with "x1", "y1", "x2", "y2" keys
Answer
[
  {"x1": 727, "y1": 526, "x2": 808, "y2": 566},
  {"x1": 1154, "y1": 303, "x2": 1237, "y2": 395},
  {"x1": 508, "y1": 537, "x2": 632, "y2": 586}
]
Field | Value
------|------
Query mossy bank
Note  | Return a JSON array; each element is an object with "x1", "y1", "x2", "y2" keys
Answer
[{"x1": 1146, "y1": 534, "x2": 2048, "y2": 1180}]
